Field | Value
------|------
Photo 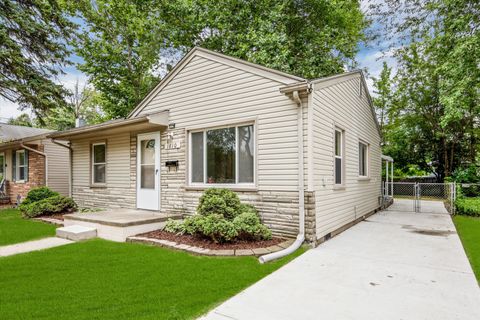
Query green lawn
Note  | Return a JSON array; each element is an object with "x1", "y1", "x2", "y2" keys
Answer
[
  {"x1": 0, "y1": 239, "x2": 304, "y2": 319},
  {"x1": 0, "y1": 209, "x2": 56, "y2": 246},
  {"x1": 453, "y1": 215, "x2": 480, "y2": 282}
]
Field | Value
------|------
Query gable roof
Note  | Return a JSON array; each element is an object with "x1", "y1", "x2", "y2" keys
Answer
[
  {"x1": 128, "y1": 47, "x2": 305, "y2": 118},
  {"x1": 0, "y1": 123, "x2": 52, "y2": 143}
]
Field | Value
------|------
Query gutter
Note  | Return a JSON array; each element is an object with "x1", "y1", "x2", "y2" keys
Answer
[
  {"x1": 50, "y1": 139, "x2": 73, "y2": 197},
  {"x1": 259, "y1": 89, "x2": 306, "y2": 263},
  {"x1": 20, "y1": 143, "x2": 48, "y2": 186}
]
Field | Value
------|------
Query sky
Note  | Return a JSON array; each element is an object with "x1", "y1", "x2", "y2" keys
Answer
[{"x1": 0, "y1": 3, "x2": 395, "y2": 121}]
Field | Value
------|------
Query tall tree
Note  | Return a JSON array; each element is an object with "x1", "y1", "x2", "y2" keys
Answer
[
  {"x1": 7, "y1": 113, "x2": 33, "y2": 127},
  {"x1": 368, "y1": 0, "x2": 480, "y2": 180},
  {"x1": 70, "y1": 0, "x2": 368, "y2": 119},
  {"x1": 372, "y1": 62, "x2": 393, "y2": 137},
  {"x1": 0, "y1": 0, "x2": 74, "y2": 120},
  {"x1": 68, "y1": 0, "x2": 175, "y2": 119}
]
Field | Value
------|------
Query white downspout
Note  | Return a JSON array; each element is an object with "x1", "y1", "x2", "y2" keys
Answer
[
  {"x1": 259, "y1": 90, "x2": 305, "y2": 263},
  {"x1": 20, "y1": 143, "x2": 48, "y2": 186}
]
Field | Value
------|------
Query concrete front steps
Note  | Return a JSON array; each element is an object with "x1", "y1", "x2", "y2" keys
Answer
[
  {"x1": 62, "y1": 209, "x2": 182, "y2": 242},
  {"x1": 56, "y1": 225, "x2": 97, "y2": 241}
]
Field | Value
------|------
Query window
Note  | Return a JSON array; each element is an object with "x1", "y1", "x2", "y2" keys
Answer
[
  {"x1": 190, "y1": 124, "x2": 255, "y2": 185},
  {"x1": 359, "y1": 141, "x2": 369, "y2": 177},
  {"x1": 92, "y1": 143, "x2": 106, "y2": 184},
  {"x1": 16, "y1": 150, "x2": 28, "y2": 181},
  {"x1": 334, "y1": 129, "x2": 343, "y2": 185}
]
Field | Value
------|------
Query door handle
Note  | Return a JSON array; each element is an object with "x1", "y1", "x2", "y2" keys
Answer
[{"x1": 155, "y1": 169, "x2": 159, "y2": 175}]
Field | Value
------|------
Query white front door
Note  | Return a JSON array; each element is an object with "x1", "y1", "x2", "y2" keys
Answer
[{"x1": 137, "y1": 132, "x2": 160, "y2": 210}]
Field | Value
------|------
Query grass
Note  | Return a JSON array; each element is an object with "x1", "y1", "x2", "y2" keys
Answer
[
  {"x1": 453, "y1": 215, "x2": 480, "y2": 282},
  {"x1": 0, "y1": 209, "x2": 56, "y2": 246},
  {"x1": 0, "y1": 239, "x2": 305, "y2": 319}
]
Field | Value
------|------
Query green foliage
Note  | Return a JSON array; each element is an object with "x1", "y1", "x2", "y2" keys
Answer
[
  {"x1": 66, "y1": 0, "x2": 173, "y2": 119},
  {"x1": 19, "y1": 187, "x2": 59, "y2": 207},
  {"x1": 233, "y1": 211, "x2": 272, "y2": 241},
  {"x1": 451, "y1": 165, "x2": 480, "y2": 184},
  {"x1": 197, "y1": 188, "x2": 242, "y2": 220},
  {"x1": 20, "y1": 195, "x2": 77, "y2": 218},
  {"x1": 7, "y1": 113, "x2": 33, "y2": 127},
  {"x1": 370, "y1": 0, "x2": 480, "y2": 181},
  {"x1": 0, "y1": 0, "x2": 74, "y2": 120},
  {"x1": 166, "y1": 188, "x2": 271, "y2": 243},
  {"x1": 455, "y1": 198, "x2": 480, "y2": 217}
]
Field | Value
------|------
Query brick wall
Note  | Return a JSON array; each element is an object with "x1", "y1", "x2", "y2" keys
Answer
[{"x1": 7, "y1": 145, "x2": 46, "y2": 203}]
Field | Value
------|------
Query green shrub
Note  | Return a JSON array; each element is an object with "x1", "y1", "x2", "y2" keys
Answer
[
  {"x1": 21, "y1": 195, "x2": 77, "y2": 218},
  {"x1": 455, "y1": 198, "x2": 480, "y2": 217},
  {"x1": 197, "y1": 188, "x2": 241, "y2": 220},
  {"x1": 20, "y1": 187, "x2": 59, "y2": 207},
  {"x1": 196, "y1": 214, "x2": 238, "y2": 243},
  {"x1": 233, "y1": 211, "x2": 272, "y2": 241},
  {"x1": 165, "y1": 188, "x2": 272, "y2": 243}
]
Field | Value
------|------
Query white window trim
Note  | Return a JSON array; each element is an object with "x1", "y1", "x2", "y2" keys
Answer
[
  {"x1": 358, "y1": 140, "x2": 369, "y2": 178},
  {"x1": 334, "y1": 128, "x2": 345, "y2": 187},
  {"x1": 188, "y1": 122, "x2": 256, "y2": 188},
  {"x1": 91, "y1": 142, "x2": 107, "y2": 185},
  {"x1": 16, "y1": 150, "x2": 27, "y2": 182}
]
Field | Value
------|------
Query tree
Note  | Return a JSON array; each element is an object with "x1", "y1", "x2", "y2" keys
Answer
[
  {"x1": 368, "y1": 0, "x2": 480, "y2": 180},
  {"x1": 69, "y1": 0, "x2": 368, "y2": 119},
  {"x1": 41, "y1": 80, "x2": 106, "y2": 130},
  {"x1": 0, "y1": 0, "x2": 74, "y2": 120},
  {"x1": 372, "y1": 62, "x2": 393, "y2": 137},
  {"x1": 67, "y1": 0, "x2": 175, "y2": 119},
  {"x1": 8, "y1": 113, "x2": 33, "y2": 127},
  {"x1": 186, "y1": 0, "x2": 368, "y2": 79}
]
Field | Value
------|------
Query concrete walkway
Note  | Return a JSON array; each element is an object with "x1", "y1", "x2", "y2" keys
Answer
[
  {"x1": 0, "y1": 237, "x2": 73, "y2": 257},
  {"x1": 201, "y1": 200, "x2": 480, "y2": 320}
]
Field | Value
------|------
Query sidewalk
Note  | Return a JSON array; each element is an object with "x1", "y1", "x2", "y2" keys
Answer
[{"x1": 0, "y1": 237, "x2": 73, "y2": 257}]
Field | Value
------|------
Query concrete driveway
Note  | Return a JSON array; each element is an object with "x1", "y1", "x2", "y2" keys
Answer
[{"x1": 201, "y1": 200, "x2": 480, "y2": 320}]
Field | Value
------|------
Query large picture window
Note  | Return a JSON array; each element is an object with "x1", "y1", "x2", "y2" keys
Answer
[
  {"x1": 190, "y1": 124, "x2": 255, "y2": 185},
  {"x1": 334, "y1": 129, "x2": 343, "y2": 185},
  {"x1": 92, "y1": 143, "x2": 106, "y2": 184},
  {"x1": 359, "y1": 141, "x2": 369, "y2": 177}
]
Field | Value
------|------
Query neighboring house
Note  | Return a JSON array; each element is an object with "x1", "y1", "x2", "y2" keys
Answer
[
  {"x1": 49, "y1": 47, "x2": 382, "y2": 244},
  {"x1": 0, "y1": 124, "x2": 70, "y2": 204}
]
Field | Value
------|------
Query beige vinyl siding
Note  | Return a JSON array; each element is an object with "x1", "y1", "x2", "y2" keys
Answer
[
  {"x1": 137, "y1": 55, "x2": 303, "y2": 191},
  {"x1": 43, "y1": 139, "x2": 70, "y2": 196},
  {"x1": 71, "y1": 133, "x2": 131, "y2": 188},
  {"x1": 312, "y1": 75, "x2": 382, "y2": 239}
]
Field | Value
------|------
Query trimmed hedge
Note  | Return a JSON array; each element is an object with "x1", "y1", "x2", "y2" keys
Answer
[
  {"x1": 18, "y1": 187, "x2": 77, "y2": 218},
  {"x1": 20, "y1": 186, "x2": 59, "y2": 206},
  {"x1": 165, "y1": 188, "x2": 272, "y2": 243},
  {"x1": 455, "y1": 198, "x2": 480, "y2": 217}
]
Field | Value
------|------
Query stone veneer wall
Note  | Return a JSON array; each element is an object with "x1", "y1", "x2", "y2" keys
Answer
[
  {"x1": 8, "y1": 145, "x2": 46, "y2": 203},
  {"x1": 157, "y1": 128, "x2": 316, "y2": 240}
]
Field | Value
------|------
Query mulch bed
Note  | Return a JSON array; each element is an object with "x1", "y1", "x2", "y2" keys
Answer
[{"x1": 138, "y1": 230, "x2": 284, "y2": 250}]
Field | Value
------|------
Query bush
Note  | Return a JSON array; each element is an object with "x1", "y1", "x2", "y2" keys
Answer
[
  {"x1": 455, "y1": 198, "x2": 480, "y2": 217},
  {"x1": 165, "y1": 188, "x2": 272, "y2": 243},
  {"x1": 197, "y1": 188, "x2": 241, "y2": 220},
  {"x1": 20, "y1": 187, "x2": 59, "y2": 206},
  {"x1": 233, "y1": 211, "x2": 272, "y2": 241},
  {"x1": 21, "y1": 195, "x2": 77, "y2": 218}
]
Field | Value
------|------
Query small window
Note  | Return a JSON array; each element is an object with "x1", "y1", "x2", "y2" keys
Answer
[
  {"x1": 16, "y1": 150, "x2": 28, "y2": 181},
  {"x1": 92, "y1": 143, "x2": 106, "y2": 184},
  {"x1": 334, "y1": 129, "x2": 343, "y2": 185},
  {"x1": 190, "y1": 124, "x2": 255, "y2": 185},
  {"x1": 359, "y1": 141, "x2": 369, "y2": 177}
]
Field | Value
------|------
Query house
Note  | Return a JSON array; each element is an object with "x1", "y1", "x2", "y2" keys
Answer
[
  {"x1": 0, "y1": 124, "x2": 70, "y2": 204},
  {"x1": 49, "y1": 47, "x2": 383, "y2": 244}
]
